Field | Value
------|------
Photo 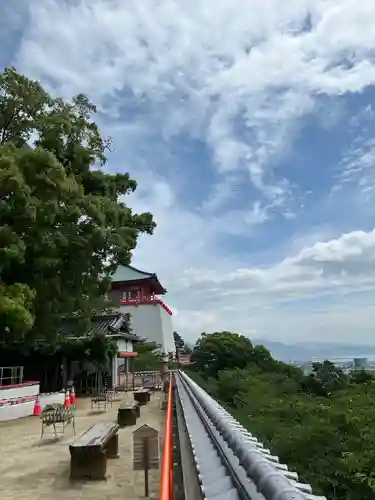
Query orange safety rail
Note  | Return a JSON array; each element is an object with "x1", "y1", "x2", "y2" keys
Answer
[{"x1": 159, "y1": 372, "x2": 173, "y2": 500}]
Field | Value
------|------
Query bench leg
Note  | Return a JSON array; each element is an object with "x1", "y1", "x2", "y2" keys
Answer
[
  {"x1": 106, "y1": 433, "x2": 119, "y2": 459},
  {"x1": 70, "y1": 451, "x2": 107, "y2": 480}
]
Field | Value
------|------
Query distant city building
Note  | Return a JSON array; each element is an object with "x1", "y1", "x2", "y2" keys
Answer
[
  {"x1": 291, "y1": 356, "x2": 375, "y2": 375},
  {"x1": 353, "y1": 357, "x2": 368, "y2": 369}
]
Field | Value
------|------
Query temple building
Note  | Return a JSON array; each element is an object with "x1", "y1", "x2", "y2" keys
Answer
[{"x1": 109, "y1": 265, "x2": 175, "y2": 357}]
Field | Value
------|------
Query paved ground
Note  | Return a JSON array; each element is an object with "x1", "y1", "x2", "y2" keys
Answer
[{"x1": 0, "y1": 391, "x2": 165, "y2": 500}]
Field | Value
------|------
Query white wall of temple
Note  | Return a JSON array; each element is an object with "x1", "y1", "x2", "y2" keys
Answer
[
  {"x1": 111, "y1": 357, "x2": 117, "y2": 388},
  {"x1": 111, "y1": 338, "x2": 134, "y2": 388},
  {"x1": 117, "y1": 338, "x2": 134, "y2": 353},
  {"x1": 159, "y1": 306, "x2": 175, "y2": 355},
  {"x1": 117, "y1": 303, "x2": 176, "y2": 356}
]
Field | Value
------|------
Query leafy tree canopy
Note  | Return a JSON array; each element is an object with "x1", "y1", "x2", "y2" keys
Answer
[
  {"x1": 191, "y1": 331, "x2": 256, "y2": 375},
  {"x1": 133, "y1": 340, "x2": 163, "y2": 371},
  {"x1": 0, "y1": 67, "x2": 155, "y2": 343},
  {"x1": 173, "y1": 330, "x2": 192, "y2": 353},
  {"x1": 173, "y1": 330, "x2": 185, "y2": 349}
]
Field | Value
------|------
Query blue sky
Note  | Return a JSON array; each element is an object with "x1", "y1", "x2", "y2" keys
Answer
[{"x1": 3, "y1": 0, "x2": 375, "y2": 344}]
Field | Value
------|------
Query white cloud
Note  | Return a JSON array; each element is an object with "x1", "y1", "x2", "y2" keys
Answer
[
  {"x1": 14, "y1": 0, "x2": 375, "y2": 198},
  {"x1": 126, "y1": 164, "x2": 375, "y2": 343},
  {"x1": 5, "y1": 0, "x2": 375, "y2": 344},
  {"x1": 155, "y1": 227, "x2": 375, "y2": 343},
  {"x1": 340, "y1": 138, "x2": 375, "y2": 198}
]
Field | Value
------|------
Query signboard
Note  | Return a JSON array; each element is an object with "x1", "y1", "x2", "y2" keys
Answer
[
  {"x1": 133, "y1": 424, "x2": 160, "y2": 471},
  {"x1": 133, "y1": 424, "x2": 160, "y2": 497}
]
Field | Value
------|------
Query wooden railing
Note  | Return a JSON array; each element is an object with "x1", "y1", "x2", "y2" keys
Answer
[{"x1": 159, "y1": 373, "x2": 173, "y2": 500}]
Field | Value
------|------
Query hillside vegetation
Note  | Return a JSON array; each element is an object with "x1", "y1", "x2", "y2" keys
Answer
[{"x1": 188, "y1": 331, "x2": 375, "y2": 500}]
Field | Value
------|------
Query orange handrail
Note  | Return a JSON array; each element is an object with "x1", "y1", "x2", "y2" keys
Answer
[{"x1": 159, "y1": 372, "x2": 173, "y2": 500}]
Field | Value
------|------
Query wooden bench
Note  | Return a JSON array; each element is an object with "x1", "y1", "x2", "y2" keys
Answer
[
  {"x1": 133, "y1": 389, "x2": 150, "y2": 405},
  {"x1": 117, "y1": 402, "x2": 139, "y2": 427},
  {"x1": 69, "y1": 422, "x2": 120, "y2": 480},
  {"x1": 41, "y1": 404, "x2": 75, "y2": 438}
]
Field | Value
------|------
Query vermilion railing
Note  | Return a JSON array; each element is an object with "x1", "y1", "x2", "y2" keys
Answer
[
  {"x1": 159, "y1": 373, "x2": 173, "y2": 500},
  {"x1": 119, "y1": 297, "x2": 173, "y2": 316}
]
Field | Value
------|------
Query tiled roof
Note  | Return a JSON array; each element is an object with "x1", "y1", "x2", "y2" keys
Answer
[
  {"x1": 56, "y1": 313, "x2": 139, "y2": 341},
  {"x1": 110, "y1": 265, "x2": 155, "y2": 282},
  {"x1": 110, "y1": 265, "x2": 166, "y2": 294}
]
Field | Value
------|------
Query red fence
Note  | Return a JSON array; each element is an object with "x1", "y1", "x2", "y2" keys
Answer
[{"x1": 159, "y1": 372, "x2": 173, "y2": 500}]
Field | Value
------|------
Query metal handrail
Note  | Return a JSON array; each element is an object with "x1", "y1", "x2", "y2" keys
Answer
[{"x1": 159, "y1": 373, "x2": 173, "y2": 500}]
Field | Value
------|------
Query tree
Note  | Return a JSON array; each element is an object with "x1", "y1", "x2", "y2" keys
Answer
[
  {"x1": 133, "y1": 341, "x2": 163, "y2": 371},
  {"x1": 351, "y1": 369, "x2": 373, "y2": 385},
  {"x1": 0, "y1": 283, "x2": 35, "y2": 339},
  {"x1": 311, "y1": 360, "x2": 349, "y2": 392},
  {"x1": 191, "y1": 331, "x2": 255, "y2": 376},
  {"x1": 173, "y1": 330, "x2": 185, "y2": 350},
  {"x1": 0, "y1": 68, "x2": 155, "y2": 343}
]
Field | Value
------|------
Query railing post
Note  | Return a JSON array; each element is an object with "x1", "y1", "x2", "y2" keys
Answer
[{"x1": 159, "y1": 372, "x2": 173, "y2": 500}]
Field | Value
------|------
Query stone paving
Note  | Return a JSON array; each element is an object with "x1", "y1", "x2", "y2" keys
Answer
[{"x1": 0, "y1": 391, "x2": 165, "y2": 500}]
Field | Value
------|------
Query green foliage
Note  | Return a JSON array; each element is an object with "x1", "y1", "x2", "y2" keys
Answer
[
  {"x1": 173, "y1": 330, "x2": 185, "y2": 350},
  {"x1": 191, "y1": 331, "x2": 256, "y2": 375},
  {"x1": 0, "y1": 283, "x2": 35, "y2": 340},
  {"x1": 312, "y1": 360, "x2": 349, "y2": 391},
  {"x1": 350, "y1": 369, "x2": 374, "y2": 385},
  {"x1": 168, "y1": 360, "x2": 178, "y2": 370},
  {"x1": 133, "y1": 341, "x2": 163, "y2": 371},
  {"x1": 58, "y1": 334, "x2": 118, "y2": 368},
  {"x1": 2, "y1": 333, "x2": 117, "y2": 369},
  {"x1": 189, "y1": 331, "x2": 375, "y2": 500},
  {"x1": 0, "y1": 67, "x2": 155, "y2": 343},
  {"x1": 173, "y1": 330, "x2": 192, "y2": 356}
]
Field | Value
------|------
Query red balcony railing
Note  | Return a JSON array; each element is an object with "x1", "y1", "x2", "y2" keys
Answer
[
  {"x1": 159, "y1": 372, "x2": 173, "y2": 500},
  {"x1": 120, "y1": 297, "x2": 173, "y2": 316}
]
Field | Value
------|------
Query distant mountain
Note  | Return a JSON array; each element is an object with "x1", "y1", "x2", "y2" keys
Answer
[{"x1": 253, "y1": 339, "x2": 375, "y2": 362}]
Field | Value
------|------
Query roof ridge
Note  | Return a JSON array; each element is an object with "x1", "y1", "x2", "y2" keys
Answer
[
  {"x1": 91, "y1": 312, "x2": 122, "y2": 319},
  {"x1": 124, "y1": 264, "x2": 156, "y2": 278}
]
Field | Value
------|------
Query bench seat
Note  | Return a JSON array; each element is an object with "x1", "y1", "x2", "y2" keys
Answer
[
  {"x1": 133, "y1": 389, "x2": 150, "y2": 405},
  {"x1": 117, "y1": 402, "x2": 139, "y2": 426},
  {"x1": 69, "y1": 422, "x2": 119, "y2": 480}
]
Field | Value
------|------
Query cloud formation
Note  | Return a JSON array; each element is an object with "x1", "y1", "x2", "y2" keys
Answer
[{"x1": 3, "y1": 0, "x2": 375, "y2": 343}]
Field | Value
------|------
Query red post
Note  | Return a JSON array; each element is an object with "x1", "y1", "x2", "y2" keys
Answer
[{"x1": 159, "y1": 373, "x2": 173, "y2": 500}]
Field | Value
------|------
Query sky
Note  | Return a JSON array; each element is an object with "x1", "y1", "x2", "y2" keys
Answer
[{"x1": 2, "y1": 0, "x2": 375, "y2": 345}]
